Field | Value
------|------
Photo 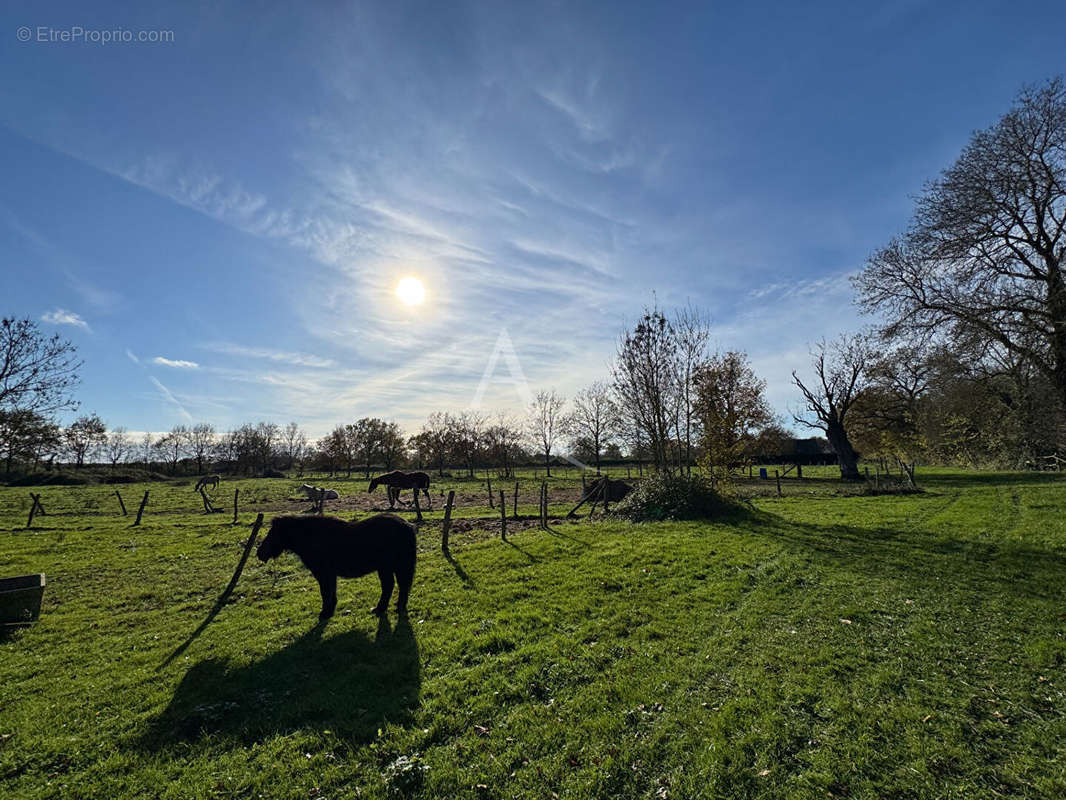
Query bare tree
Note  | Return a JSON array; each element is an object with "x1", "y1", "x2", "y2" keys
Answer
[
  {"x1": 157, "y1": 424, "x2": 192, "y2": 474},
  {"x1": 450, "y1": 412, "x2": 485, "y2": 478},
  {"x1": 104, "y1": 426, "x2": 131, "y2": 468},
  {"x1": 857, "y1": 77, "x2": 1066, "y2": 408},
  {"x1": 416, "y1": 412, "x2": 454, "y2": 476},
  {"x1": 671, "y1": 303, "x2": 711, "y2": 474},
  {"x1": 64, "y1": 413, "x2": 107, "y2": 468},
  {"x1": 527, "y1": 389, "x2": 566, "y2": 477},
  {"x1": 141, "y1": 432, "x2": 154, "y2": 469},
  {"x1": 612, "y1": 307, "x2": 678, "y2": 472},
  {"x1": 378, "y1": 421, "x2": 406, "y2": 470},
  {"x1": 189, "y1": 423, "x2": 216, "y2": 474},
  {"x1": 792, "y1": 336, "x2": 870, "y2": 480},
  {"x1": 282, "y1": 421, "x2": 308, "y2": 470},
  {"x1": 0, "y1": 317, "x2": 82, "y2": 417},
  {"x1": 569, "y1": 381, "x2": 619, "y2": 474}
]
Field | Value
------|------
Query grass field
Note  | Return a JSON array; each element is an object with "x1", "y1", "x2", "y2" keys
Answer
[{"x1": 2, "y1": 469, "x2": 1065, "y2": 798}]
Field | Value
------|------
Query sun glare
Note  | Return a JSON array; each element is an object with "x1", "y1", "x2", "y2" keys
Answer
[{"x1": 395, "y1": 276, "x2": 426, "y2": 306}]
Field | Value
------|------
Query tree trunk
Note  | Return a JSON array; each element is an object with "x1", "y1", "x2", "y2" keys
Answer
[{"x1": 826, "y1": 421, "x2": 861, "y2": 481}]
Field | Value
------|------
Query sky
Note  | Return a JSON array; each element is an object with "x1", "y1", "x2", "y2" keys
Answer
[{"x1": 1, "y1": 0, "x2": 1064, "y2": 438}]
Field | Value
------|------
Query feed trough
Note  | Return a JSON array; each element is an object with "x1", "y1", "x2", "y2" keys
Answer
[{"x1": 0, "y1": 574, "x2": 46, "y2": 626}]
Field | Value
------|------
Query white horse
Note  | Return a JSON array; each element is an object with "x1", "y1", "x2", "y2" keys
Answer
[
  {"x1": 194, "y1": 475, "x2": 221, "y2": 492},
  {"x1": 300, "y1": 483, "x2": 339, "y2": 501}
]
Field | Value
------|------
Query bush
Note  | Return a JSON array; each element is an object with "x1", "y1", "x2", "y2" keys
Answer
[
  {"x1": 611, "y1": 473, "x2": 748, "y2": 522},
  {"x1": 7, "y1": 472, "x2": 91, "y2": 486}
]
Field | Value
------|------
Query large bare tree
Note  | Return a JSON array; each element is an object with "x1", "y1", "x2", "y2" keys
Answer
[
  {"x1": 0, "y1": 317, "x2": 82, "y2": 417},
  {"x1": 857, "y1": 77, "x2": 1066, "y2": 407},
  {"x1": 612, "y1": 307, "x2": 678, "y2": 473},
  {"x1": 792, "y1": 337, "x2": 869, "y2": 480}
]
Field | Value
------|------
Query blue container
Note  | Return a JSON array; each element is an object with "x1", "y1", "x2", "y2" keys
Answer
[{"x1": 759, "y1": 468, "x2": 768, "y2": 479}]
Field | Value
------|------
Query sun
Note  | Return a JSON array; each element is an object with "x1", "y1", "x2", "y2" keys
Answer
[{"x1": 395, "y1": 276, "x2": 426, "y2": 306}]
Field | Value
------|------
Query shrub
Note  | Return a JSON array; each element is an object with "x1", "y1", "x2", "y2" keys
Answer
[{"x1": 611, "y1": 473, "x2": 748, "y2": 522}]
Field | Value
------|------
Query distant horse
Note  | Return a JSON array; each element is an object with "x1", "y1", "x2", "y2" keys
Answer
[
  {"x1": 194, "y1": 475, "x2": 221, "y2": 492},
  {"x1": 368, "y1": 470, "x2": 432, "y2": 510},
  {"x1": 300, "y1": 483, "x2": 340, "y2": 501},
  {"x1": 256, "y1": 514, "x2": 416, "y2": 619}
]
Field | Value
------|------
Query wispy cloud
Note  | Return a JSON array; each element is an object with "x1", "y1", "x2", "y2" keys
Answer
[
  {"x1": 152, "y1": 356, "x2": 199, "y2": 369},
  {"x1": 41, "y1": 309, "x2": 90, "y2": 331},
  {"x1": 126, "y1": 349, "x2": 140, "y2": 364},
  {"x1": 148, "y1": 376, "x2": 194, "y2": 423},
  {"x1": 202, "y1": 342, "x2": 335, "y2": 368}
]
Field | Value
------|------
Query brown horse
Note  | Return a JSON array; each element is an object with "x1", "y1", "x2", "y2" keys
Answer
[{"x1": 368, "y1": 470, "x2": 432, "y2": 510}]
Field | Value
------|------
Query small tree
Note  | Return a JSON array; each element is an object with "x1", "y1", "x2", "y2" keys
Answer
[
  {"x1": 189, "y1": 423, "x2": 216, "y2": 474},
  {"x1": 569, "y1": 381, "x2": 619, "y2": 474},
  {"x1": 527, "y1": 390, "x2": 566, "y2": 477},
  {"x1": 104, "y1": 426, "x2": 131, "y2": 468},
  {"x1": 792, "y1": 337, "x2": 870, "y2": 481},
  {"x1": 64, "y1": 413, "x2": 107, "y2": 468},
  {"x1": 282, "y1": 422, "x2": 308, "y2": 470}
]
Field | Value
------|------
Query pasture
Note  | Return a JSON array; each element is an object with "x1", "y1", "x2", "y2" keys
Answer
[{"x1": 2, "y1": 469, "x2": 1065, "y2": 798}]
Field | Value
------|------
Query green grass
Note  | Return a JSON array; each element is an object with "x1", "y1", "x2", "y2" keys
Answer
[{"x1": 2, "y1": 470, "x2": 1065, "y2": 798}]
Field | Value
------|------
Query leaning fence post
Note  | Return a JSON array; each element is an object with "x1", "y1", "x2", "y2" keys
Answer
[
  {"x1": 26, "y1": 494, "x2": 41, "y2": 528},
  {"x1": 442, "y1": 490, "x2": 455, "y2": 553},
  {"x1": 115, "y1": 490, "x2": 127, "y2": 516},
  {"x1": 499, "y1": 490, "x2": 506, "y2": 539},
  {"x1": 133, "y1": 491, "x2": 150, "y2": 526}
]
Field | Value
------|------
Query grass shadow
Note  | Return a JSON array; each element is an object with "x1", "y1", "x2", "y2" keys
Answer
[
  {"x1": 140, "y1": 614, "x2": 420, "y2": 750},
  {"x1": 502, "y1": 536, "x2": 539, "y2": 562},
  {"x1": 747, "y1": 510, "x2": 1066, "y2": 602},
  {"x1": 443, "y1": 549, "x2": 474, "y2": 585},
  {"x1": 544, "y1": 523, "x2": 589, "y2": 546}
]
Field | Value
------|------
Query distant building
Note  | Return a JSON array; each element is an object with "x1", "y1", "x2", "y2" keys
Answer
[{"x1": 757, "y1": 437, "x2": 837, "y2": 465}]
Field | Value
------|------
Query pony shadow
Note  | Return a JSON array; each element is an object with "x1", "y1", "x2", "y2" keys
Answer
[{"x1": 139, "y1": 615, "x2": 420, "y2": 750}]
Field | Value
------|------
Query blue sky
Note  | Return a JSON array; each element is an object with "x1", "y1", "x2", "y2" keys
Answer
[{"x1": 1, "y1": 1, "x2": 1063, "y2": 437}]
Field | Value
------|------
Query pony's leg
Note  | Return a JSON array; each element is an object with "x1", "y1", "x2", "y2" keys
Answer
[
  {"x1": 316, "y1": 572, "x2": 338, "y2": 620},
  {"x1": 424, "y1": 487, "x2": 432, "y2": 510},
  {"x1": 372, "y1": 569, "x2": 394, "y2": 615},
  {"x1": 395, "y1": 562, "x2": 414, "y2": 614}
]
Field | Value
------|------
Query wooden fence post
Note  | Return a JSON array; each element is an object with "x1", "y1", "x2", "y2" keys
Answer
[
  {"x1": 26, "y1": 494, "x2": 40, "y2": 528},
  {"x1": 442, "y1": 490, "x2": 455, "y2": 553},
  {"x1": 217, "y1": 513, "x2": 265, "y2": 604},
  {"x1": 513, "y1": 482, "x2": 519, "y2": 518},
  {"x1": 499, "y1": 490, "x2": 506, "y2": 539},
  {"x1": 775, "y1": 470, "x2": 782, "y2": 497},
  {"x1": 413, "y1": 489, "x2": 423, "y2": 523},
  {"x1": 115, "y1": 490, "x2": 127, "y2": 516},
  {"x1": 232, "y1": 488, "x2": 240, "y2": 524},
  {"x1": 487, "y1": 477, "x2": 494, "y2": 508},
  {"x1": 133, "y1": 491, "x2": 150, "y2": 526}
]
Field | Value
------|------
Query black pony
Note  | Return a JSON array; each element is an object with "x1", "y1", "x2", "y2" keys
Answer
[{"x1": 256, "y1": 514, "x2": 416, "y2": 619}]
